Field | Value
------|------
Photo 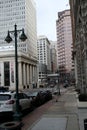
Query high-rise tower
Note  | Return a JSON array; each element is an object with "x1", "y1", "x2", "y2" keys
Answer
[
  {"x1": 0, "y1": 0, "x2": 37, "y2": 58},
  {"x1": 56, "y1": 9, "x2": 74, "y2": 82},
  {"x1": 37, "y1": 36, "x2": 51, "y2": 84}
]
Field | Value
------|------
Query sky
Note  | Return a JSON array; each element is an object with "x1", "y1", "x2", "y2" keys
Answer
[{"x1": 35, "y1": 0, "x2": 70, "y2": 41}]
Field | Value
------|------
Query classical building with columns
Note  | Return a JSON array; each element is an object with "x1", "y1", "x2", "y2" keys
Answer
[{"x1": 0, "y1": 47, "x2": 38, "y2": 90}]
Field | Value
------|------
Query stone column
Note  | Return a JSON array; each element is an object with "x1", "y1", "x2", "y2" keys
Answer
[
  {"x1": 32, "y1": 66, "x2": 35, "y2": 88},
  {"x1": 34, "y1": 66, "x2": 37, "y2": 81},
  {"x1": 32, "y1": 66, "x2": 35, "y2": 80},
  {"x1": 27, "y1": 64, "x2": 29, "y2": 88},
  {"x1": 35, "y1": 66, "x2": 38, "y2": 88},
  {"x1": 23, "y1": 63, "x2": 26, "y2": 89},
  {"x1": 30, "y1": 65, "x2": 33, "y2": 88},
  {"x1": 18, "y1": 62, "x2": 23, "y2": 90},
  {"x1": 29, "y1": 64, "x2": 30, "y2": 84}
]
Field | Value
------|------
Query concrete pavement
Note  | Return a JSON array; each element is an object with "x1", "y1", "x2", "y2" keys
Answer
[{"x1": 23, "y1": 86, "x2": 81, "y2": 130}]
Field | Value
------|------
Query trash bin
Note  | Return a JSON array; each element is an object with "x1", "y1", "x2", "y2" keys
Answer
[
  {"x1": 0, "y1": 121, "x2": 21, "y2": 130},
  {"x1": 84, "y1": 119, "x2": 87, "y2": 130}
]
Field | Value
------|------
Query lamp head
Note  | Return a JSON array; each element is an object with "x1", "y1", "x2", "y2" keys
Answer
[
  {"x1": 5, "y1": 31, "x2": 12, "y2": 43},
  {"x1": 19, "y1": 29, "x2": 27, "y2": 41}
]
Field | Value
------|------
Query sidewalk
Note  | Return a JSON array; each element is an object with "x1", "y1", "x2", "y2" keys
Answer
[{"x1": 22, "y1": 87, "x2": 81, "y2": 130}]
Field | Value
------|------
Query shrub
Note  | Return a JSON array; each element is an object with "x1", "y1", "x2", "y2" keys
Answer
[{"x1": 78, "y1": 94, "x2": 87, "y2": 101}]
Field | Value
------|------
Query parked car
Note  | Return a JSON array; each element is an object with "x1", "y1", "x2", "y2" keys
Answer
[
  {"x1": 25, "y1": 91, "x2": 42, "y2": 107},
  {"x1": 45, "y1": 90, "x2": 52, "y2": 101},
  {"x1": 0, "y1": 91, "x2": 31, "y2": 116},
  {"x1": 39, "y1": 90, "x2": 52, "y2": 104},
  {"x1": 39, "y1": 91, "x2": 47, "y2": 104}
]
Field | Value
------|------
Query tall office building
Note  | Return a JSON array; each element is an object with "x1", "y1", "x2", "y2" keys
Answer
[
  {"x1": 0, "y1": 0, "x2": 37, "y2": 58},
  {"x1": 56, "y1": 9, "x2": 74, "y2": 82},
  {"x1": 50, "y1": 41, "x2": 57, "y2": 73},
  {"x1": 37, "y1": 36, "x2": 51, "y2": 83},
  {"x1": 0, "y1": 0, "x2": 38, "y2": 89}
]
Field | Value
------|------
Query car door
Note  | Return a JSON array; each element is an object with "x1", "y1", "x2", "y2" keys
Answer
[{"x1": 18, "y1": 93, "x2": 31, "y2": 111}]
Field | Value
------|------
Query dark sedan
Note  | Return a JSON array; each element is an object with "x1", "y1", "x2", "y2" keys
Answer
[{"x1": 25, "y1": 91, "x2": 43, "y2": 107}]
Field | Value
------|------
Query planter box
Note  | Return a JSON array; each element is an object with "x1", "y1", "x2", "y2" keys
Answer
[{"x1": 77, "y1": 99, "x2": 87, "y2": 109}]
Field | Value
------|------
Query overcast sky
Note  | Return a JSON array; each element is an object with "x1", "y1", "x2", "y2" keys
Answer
[{"x1": 36, "y1": 0, "x2": 70, "y2": 41}]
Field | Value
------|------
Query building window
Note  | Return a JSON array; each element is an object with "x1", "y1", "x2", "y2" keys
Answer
[{"x1": 4, "y1": 62, "x2": 10, "y2": 86}]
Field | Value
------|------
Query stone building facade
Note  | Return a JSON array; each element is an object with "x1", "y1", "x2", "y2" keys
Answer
[
  {"x1": 70, "y1": 0, "x2": 87, "y2": 93},
  {"x1": 0, "y1": 49, "x2": 37, "y2": 90}
]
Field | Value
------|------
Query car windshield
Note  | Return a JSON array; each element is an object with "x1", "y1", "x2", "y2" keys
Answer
[
  {"x1": 25, "y1": 92, "x2": 33, "y2": 96},
  {"x1": 0, "y1": 94, "x2": 11, "y2": 101},
  {"x1": 26, "y1": 91, "x2": 38, "y2": 97},
  {"x1": 32, "y1": 92, "x2": 38, "y2": 96}
]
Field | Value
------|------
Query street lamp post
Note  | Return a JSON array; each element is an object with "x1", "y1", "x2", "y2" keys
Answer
[
  {"x1": 56, "y1": 73, "x2": 61, "y2": 102},
  {"x1": 57, "y1": 73, "x2": 61, "y2": 95},
  {"x1": 5, "y1": 24, "x2": 27, "y2": 121}
]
